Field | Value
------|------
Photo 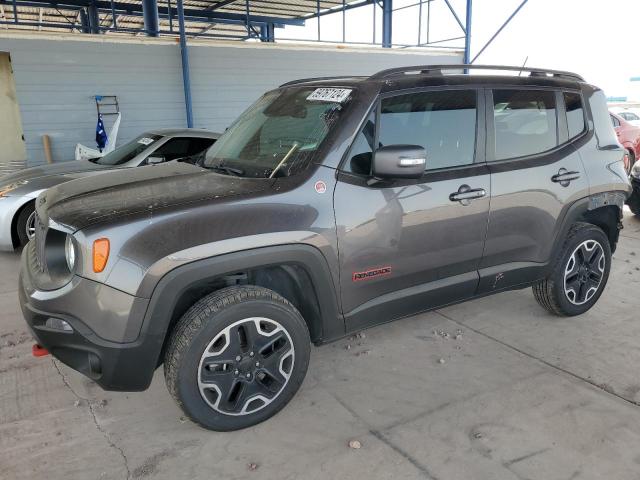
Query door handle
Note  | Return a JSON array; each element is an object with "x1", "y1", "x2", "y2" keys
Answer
[
  {"x1": 449, "y1": 185, "x2": 486, "y2": 205},
  {"x1": 551, "y1": 168, "x2": 580, "y2": 187}
]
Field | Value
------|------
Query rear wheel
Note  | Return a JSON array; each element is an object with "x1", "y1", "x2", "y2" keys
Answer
[
  {"x1": 533, "y1": 223, "x2": 611, "y2": 316},
  {"x1": 15, "y1": 202, "x2": 36, "y2": 247},
  {"x1": 164, "y1": 285, "x2": 310, "y2": 431}
]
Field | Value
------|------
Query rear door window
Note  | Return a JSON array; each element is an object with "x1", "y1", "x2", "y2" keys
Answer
[{"x1": 492, "y1": 89, "x2": 558, "y2": 160}]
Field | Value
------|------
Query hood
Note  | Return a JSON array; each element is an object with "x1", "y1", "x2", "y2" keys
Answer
[
  {"x1": 0, "y1": 160, "x2": 109, "y2": 196},
  {"x1": 41, "y1": 161, "x2": 275, "y2": 231}
]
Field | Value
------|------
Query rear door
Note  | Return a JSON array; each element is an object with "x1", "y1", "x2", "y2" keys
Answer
[
  {"x1": 334, "y1": 87, "x2": 491, "y2": 331},
  {"x1": 479, "y1": 88, "x2": 590, "y2": 292}
]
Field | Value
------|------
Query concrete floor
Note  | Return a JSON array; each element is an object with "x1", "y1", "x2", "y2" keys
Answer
[{"x1": 2, "y1": 212, "x2": 640, "y2": 480}]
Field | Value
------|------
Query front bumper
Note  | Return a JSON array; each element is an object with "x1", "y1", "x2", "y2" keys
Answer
[{"x1": 19, "y1": 245, "x2": 159, "y2": 391}]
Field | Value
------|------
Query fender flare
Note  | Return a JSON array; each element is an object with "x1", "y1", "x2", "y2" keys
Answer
[
  {"x1": 552, "y1": 192, "x2": 624, "y2": 259},
  {"x1": 136, "y1": 244, "x2": 344, "y2": 371}
]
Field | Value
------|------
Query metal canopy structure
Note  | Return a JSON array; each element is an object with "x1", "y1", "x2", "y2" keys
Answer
[
  {"x1": 0, "y1": 0, "x2": 530, "y2": 56},
  {"x1": 0, "y1": 0, "x2": 530, "y2": 127}
]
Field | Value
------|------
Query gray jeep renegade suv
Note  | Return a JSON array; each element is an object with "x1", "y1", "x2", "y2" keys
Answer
[{"x1": 19, "y1": 65, "x2": 631, "y2": 431}]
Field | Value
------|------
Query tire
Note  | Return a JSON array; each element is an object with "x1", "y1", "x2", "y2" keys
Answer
[
  {"x1": 628, "y1": 190, "x2": 640, "y2": 216},
  {"x1": 164, "y1": 285, "x2": 310, "y2": 431},
  {"x1": 15, "y1": 202, "x2": 36, "y2": 248},
  {"x1": 533, "y1": 223, "x2": 611, "y2": 316}
]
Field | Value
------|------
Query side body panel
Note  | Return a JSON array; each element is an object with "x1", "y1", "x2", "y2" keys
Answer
[{"x1": 335, "y1": 168, "x2": 490, "y2": 331}]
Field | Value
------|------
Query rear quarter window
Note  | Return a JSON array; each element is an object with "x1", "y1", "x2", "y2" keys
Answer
[
  {"x1": 563, "y1": 92, "x2": 586, "y2": 139},
  {"x1": 589, "y1": 90, "x2": 619, "y2": 149}
]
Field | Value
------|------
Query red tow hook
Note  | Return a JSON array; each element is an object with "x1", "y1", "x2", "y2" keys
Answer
[{"x1": 32, "y1": 344, "x2": 50, "y2": 357}]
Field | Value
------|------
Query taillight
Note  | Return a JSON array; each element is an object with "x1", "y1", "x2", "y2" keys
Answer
[{"x1": 93, "y1": 238, "x2": 110, "y2": 273}]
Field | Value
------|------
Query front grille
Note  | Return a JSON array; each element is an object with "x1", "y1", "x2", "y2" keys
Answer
[{"x1": 33, "y1": 211, "x2": 47, "y2": 273}]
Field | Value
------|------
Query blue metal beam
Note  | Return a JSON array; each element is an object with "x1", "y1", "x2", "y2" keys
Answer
[
  {"x1": 142, "y1": 0, "x2": 158, "y2": 37},
  {"x1": 176, "y1": 0, "x2": 193, "y2": 128},
  {"x1": 382, "y1": 0, "x2": 392, "y2": 48},
  {"x1": 79, "y1": 7, "x2": 89, "y2": 32},
  {"x1": 463, "y1": 0, "x2": 472, "y2": 64},
  {"x1": 88, "y1": 1, "x2": 99, "y2": 33},
  {"x1": 259, "y1": 21, "x2": 274, "y2": 42},
  {"x1": 471, "y1": 0, "x2": 528, "y2": 63}
]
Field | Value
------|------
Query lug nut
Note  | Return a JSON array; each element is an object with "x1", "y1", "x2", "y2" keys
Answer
[
  {"x1": 249, "y1": 352, "x2": 254, "y2": 357},
  {"x1": 234, "y1": 369, "x2": 239, "y2": 375},
  {"x1": 246, "y1": 373, "x2": 251, "y2": 378},
  {"x1": 235, "y1": 356, "x2": 241, "y2": 362},
  {"x1": 255, "y1": 362, "x2": 260, "y2": 367}
]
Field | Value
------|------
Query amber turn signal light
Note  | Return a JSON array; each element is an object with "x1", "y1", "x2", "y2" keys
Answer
[{"x1": 93, "y1": 238, "x2": 110, "y2": 273}]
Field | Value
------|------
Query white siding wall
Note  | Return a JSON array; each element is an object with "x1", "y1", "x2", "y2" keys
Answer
[{"x1": 0, "y1": 33, "x2": 462, "y2": 166}]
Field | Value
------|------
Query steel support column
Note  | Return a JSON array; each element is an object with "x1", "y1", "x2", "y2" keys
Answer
[
  {"x1": 176, "y1": 0, "x2": 193, "y2": 128},
  {"x1": 260, "y1": 22, "x2": 274, "y2": 42},
  {"x1": 88, "y1": 1, "x2": 99, "y2": 33},
  {"x1": 142, "y1": 0, "x2": 159, "y2": 36},
  {"x1": 79, "y1": 7, "x2": 89, "y2": 32},
  {"x1": 463, "y1": 0, "x2": 472, "y2": 64},
  {"x1": 382, "y1": 0, "x2": 392, "y2": 48}
]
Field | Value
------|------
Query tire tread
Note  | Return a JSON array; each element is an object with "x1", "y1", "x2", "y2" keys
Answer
[{"x1": 163, "y1": 285, "x2": 308, "y2": 430}]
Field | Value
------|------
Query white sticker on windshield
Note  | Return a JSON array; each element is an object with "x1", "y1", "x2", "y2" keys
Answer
[
  {"x1": 138, "y1": 137, "x2": 155, "y2": 146},
  {"x1": 307, "y1": 88, "x2": 352, "y2": 103}
]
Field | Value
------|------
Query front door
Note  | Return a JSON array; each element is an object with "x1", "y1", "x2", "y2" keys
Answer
[{"x1": 334, "y1": 88, "x2": 490, "y2": 332}]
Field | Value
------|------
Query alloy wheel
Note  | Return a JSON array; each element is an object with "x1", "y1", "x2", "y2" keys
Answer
[
  {"x1": 26, "y1": 210, "x2": 36, "y2": 240},
  {"x1": 198, "y1": 317, "x2": 295, "y2": 416},
  {"x1": 563, "y1": 239, "x2": 605, "y2": 305}
]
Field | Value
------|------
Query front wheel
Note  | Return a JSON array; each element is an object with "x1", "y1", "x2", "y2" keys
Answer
[
  {"x1": 533, "y1": 223, "x2": 611, "y2": 316},
  {"x1": 164, "y1": 285, "x2": 310, "y2": 431},
  {"x1": 16, "y1": 202, "x2": 36, "y2": 247}
]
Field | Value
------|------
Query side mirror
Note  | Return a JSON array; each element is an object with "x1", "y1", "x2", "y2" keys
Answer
[
  {"x1": 147, "y1": 155, "x2": 165, "y2": 165},
  {"x1": 372, "y1": 145, "x2": 426, "y2": 179}
]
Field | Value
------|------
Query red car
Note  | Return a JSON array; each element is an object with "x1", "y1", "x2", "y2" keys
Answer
[{"x1": 610, "y1": 111, "x2": 640, "y2": 174}]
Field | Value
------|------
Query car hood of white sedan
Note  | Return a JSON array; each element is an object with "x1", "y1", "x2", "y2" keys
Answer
[{"x1": 0, "y1": 160, "x2": 112, "y2": 197}]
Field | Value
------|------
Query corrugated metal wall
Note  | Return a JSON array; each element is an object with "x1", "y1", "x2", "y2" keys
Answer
[{"x1": 0, "y1": 33, "x2": 462, "y2": 167}]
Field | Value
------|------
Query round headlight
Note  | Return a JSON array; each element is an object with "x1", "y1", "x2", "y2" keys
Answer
[{"x1": 65, "y1": 235, "x2": 76, "y2": 272}]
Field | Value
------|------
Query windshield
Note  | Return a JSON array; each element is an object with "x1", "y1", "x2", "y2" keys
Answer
[
  {"x1": 203, "y1": 87, "x2": 353, "y2": 178},
  {"x1": 94, "y1": 134, "x2": 162, "y2": 165}
]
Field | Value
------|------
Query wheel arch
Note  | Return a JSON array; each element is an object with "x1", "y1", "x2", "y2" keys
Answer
[
  {"x1": 555, "y1": 193, "x2": 624, "y2": 257},
  {"x1": 10, "y1": 198, "x2": 35, "y2": 248},
  {"x1": 139, "y1": 244, "x2": 344, "y2": 369}
]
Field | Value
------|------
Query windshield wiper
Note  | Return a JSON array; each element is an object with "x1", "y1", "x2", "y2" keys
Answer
[{"x1": 208, "y1": 165, "x2": 245, "y2": 176}]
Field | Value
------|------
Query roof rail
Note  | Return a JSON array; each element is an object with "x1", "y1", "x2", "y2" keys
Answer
[
  {"x1": 279, "y1": 76, "x2": 366, "y2": 87},
  {"x1": 369, "y1": 64, "x2": 585, "y2": 82}
]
